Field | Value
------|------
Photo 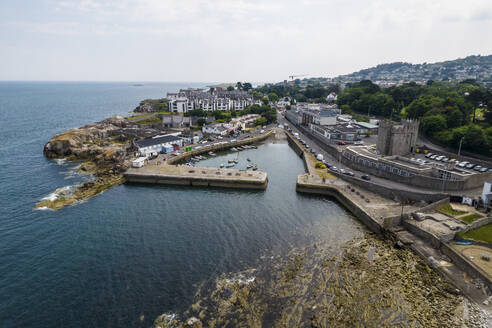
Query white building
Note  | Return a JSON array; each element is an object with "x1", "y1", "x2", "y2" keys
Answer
[
  {"x1": 202, "y1": 123, "x2": 231, "y2": 136},
  {"x1": 135, "y1": 135, "x2": 183, "y2": 155},
  {"x1": 167, "y1": 89, "x2": 262, "y2": 113},
  {"x1": 230, "y1": 114, "x2": 261, "y2": 130}
]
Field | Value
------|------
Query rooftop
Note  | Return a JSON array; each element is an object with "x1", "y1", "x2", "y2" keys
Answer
[
  {"x1": 355, "y1": 121, "x2": 379, "y2": 129},
  {"x1": 135, "y1": 135, "x2": 181, "y2": 148}
]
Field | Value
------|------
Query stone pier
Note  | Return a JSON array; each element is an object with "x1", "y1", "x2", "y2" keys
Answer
[{"x1": 125, "y1": 164, "x2": 268, "y2": 190}]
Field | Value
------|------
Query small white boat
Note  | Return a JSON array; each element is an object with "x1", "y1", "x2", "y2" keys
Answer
[
  {"x1": 220, "y1": 163, "x2": 224, "y2": 168},
  {"x1": 208, "y1": 151, "x2": 216, "y2": 157},
  {"x1": 247, "y1": 164, "x2": 253, "y2": 169},
  {"x1": 226, "y1": 163, "x2": 235, "y2": 168},
  {"x1": 230, "y1": 147, "x2": 238, "y2": 152},
  {"x1": 247, "y1": 158, "x2": 251, "y2": 162}
]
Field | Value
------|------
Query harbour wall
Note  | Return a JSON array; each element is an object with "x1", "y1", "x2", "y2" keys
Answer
[
  {"x1": 285, "y1": 131, "x2": 313, "y2": 174},
  {"x1": 125, "y1": 169, "x2": 268, "y2": 190},
  {"x1": 167, "y1": 130, "x2": 274, "y2": 165},
  {"x1": 295, "y1": 177, "x2": 383, "y2": 234}
]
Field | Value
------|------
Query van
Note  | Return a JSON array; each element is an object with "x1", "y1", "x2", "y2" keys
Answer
[{"x1": 132, "y1": 157, "x2": 147, "y2": 168}]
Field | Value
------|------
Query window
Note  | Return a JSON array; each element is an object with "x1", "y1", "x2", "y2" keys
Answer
[
  {"x1": 378, "y1": 163, "x2": 384, "y2": 169},
  {"x1": 392, "y1": 168, "x2": 399, "y2": 174},
  {"x1": 401, "y1": 170, "x2": 407, "y2": 176},
  {"x1": 386, "y1": 166, "x2": 391, "y2": 172}
]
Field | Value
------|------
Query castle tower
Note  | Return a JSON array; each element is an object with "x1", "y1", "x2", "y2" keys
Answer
[{"x1": 376, "y1": 120, "x2": 419, "y2": 156}]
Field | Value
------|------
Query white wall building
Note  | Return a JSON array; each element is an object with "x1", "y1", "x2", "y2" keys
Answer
[
  {"x1": 167, "y1": 89, "x2": 261, "y2": 113},
  {"x1": 135, "y1": 135, "x2": 184, "y2": 155}
]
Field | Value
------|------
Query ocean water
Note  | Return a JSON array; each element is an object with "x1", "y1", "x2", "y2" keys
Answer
[{"x1": 0, "y1": 82, "x2": 361, "y2": 327}]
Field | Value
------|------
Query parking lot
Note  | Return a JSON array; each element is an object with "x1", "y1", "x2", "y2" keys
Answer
[{"x1": 413, "y1": 151, "x2": 492, "y2": 174}]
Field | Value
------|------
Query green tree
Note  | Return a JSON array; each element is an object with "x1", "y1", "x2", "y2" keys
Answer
[
  {"x1": 446, "y1": 109, "x2": 463, "y2": 128},
  {"x1": 227, "y1": 86, "x2": 235, "y2": 91},
  {"x1": 268, "y1": 92, "x2": 279, "y2": 102},
  {"x1": 242, "y1": 82, "x2": 252, "y2": 91},
  {"x1": 255, "y1": 117, "x2": 267, "y2": 126},
  {"x1": 421, "y1": 115, "x2": 447, "y2": 136}
]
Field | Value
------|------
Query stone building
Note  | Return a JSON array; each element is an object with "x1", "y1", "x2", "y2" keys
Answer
[{"x1": 376, "y1": 120, "x2": 419, "y2": 156}]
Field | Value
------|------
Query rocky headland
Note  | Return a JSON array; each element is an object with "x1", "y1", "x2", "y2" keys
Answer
[{"x1": 37, "y1": 115, "x2": 164, "y2": 210}]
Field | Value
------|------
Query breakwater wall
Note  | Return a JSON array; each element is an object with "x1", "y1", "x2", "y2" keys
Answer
[
  {"x1": 296, "y1": 176, "x2": 383, "y2": 234},
  {"x1": 167, "y1": 130, "x2": 274, "y2": 165},
  {"x1": 285, "y1": 131, "x2": 313, "y2": 174},
  {"x1": 125, "y1": 165, "x2": 268, "y2": 190}
]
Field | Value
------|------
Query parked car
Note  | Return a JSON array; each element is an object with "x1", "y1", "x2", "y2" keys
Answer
[
  {"x1": 344, "y1": 171, "x2": 354, "y2": 176},
  {"x1": 473, "y1": 165, "x2": 482, "y2": 171},
  {"x1": 339, "y1": 168, "x2": 346, "y2": 174},
  {"x1": 441, "y1": 157, "x2": 449, "y2": 162},
  {"x1": 353, "y1": 141, "x2": 364, "y2": 145},
  {"x1": 425, "y1": 153, "x2": 434, "y2": 158},
  {"x1": 465, "y1": 163, "x2": 476, "y2": 169},
  {"x1": 458, "y1": 161, "x2": 469, "y2": 168},
  {"x1": 330, "y1": 166, "x2": 339, "y2": 172},
  {"x1": 435, "y1": 155, "x2": 444, "y2": 161},
  {"x1": 479, "y1": 167, "x2": 488, "y2": 173},
  {"x1": 488, "y1": 168, "x2": 492, "y2": 172},
  {"x1": 430, "y1": 155, "x2": 438, "y2": 160},
  {"x1": 361, "y1": 175, "x2": 371, "y2": 181},
  {"x1": 338, "y1": 141, "x2": 347, "y2": 146},
  {"x1": 325, "y1": 162, "x2": 333, "y2": 168}
]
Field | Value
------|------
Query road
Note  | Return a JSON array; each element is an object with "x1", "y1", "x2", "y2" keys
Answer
[{"x1": 277, "y1": 112, "x2": 477, "y2": 197}]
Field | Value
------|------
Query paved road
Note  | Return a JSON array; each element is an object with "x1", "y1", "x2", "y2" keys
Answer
[{"x1": 277, "y1": 113, "x2": 479, "y2": 197}]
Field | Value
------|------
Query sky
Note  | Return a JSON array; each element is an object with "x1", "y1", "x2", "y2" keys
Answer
[{"x1": 1, "y1": 0, "x2": 492, "y2": 83}]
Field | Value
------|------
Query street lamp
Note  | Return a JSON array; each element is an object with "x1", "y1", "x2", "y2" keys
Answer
[{"x1": 457, "y1": 136, "x2": 464, "y2": 159}]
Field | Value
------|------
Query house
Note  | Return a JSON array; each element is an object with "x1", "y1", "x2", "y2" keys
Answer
[
  {"x1": 135, "y1": 134, "x2": 183, "y2": 155},
  {"x1": 162, "y1": 115, "x2": 191, "y2": 128},
  {"x1": 230, "y1": 114, "x2": 261, "y2": 130},
  {"x1": 202, "y1": 123, "x2": 230, "y2": 136},
  {"x1": 326, "y1": 92, "x2": 338, "y2": 102},
  {"x1": 180, "y1": 132, "x2": 202, "y2": 145}
]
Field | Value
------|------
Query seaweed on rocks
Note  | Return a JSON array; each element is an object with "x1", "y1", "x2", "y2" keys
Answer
[{"x1": 157, "y1": 233, "x2": 489, "y2": 327}]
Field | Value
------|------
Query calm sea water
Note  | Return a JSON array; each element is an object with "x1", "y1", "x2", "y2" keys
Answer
[{"x1": 0, "y1": 82, "x2": 361, "y2": 327}]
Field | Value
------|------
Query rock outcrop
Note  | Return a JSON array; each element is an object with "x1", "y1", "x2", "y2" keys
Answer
[
  {"x1": 134, "y1": 98, "x2": 168, "y2": 113},
  {"x1": 38, "y1": 115, "x2": 156, "y2": 210}
]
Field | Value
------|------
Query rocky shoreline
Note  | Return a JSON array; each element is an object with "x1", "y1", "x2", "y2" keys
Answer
[
  {"x1": 155, "y1": 232, "x2": 490, "y2": 328},
  {"x1": 37, "y1": 115, "x2": 162, "y2": 210}
]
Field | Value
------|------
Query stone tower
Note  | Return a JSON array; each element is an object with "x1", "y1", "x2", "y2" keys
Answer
[{"x1": 376, "y1": 120, "x2": 419, "y2": 156}]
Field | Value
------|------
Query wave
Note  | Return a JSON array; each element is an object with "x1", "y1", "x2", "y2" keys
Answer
[
  {"x1": 54, "y1": 158, "x2": 67, "y2": 165},
  {"x1": 40, "y1": 185, "x2": 76, "y2": 202}
]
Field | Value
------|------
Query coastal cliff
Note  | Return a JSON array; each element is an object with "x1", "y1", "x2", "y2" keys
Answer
[{"x1": 37, "y1": 115, "x2": 159, "y2": 210}]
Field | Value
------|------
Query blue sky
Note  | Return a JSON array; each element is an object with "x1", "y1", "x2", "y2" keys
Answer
[{"x1": 1, "y1": 0, "x2": 492, "y2": 82}]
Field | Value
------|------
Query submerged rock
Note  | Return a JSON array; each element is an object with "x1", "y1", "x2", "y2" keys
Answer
[{"x1": 162, "y1": 233, "x2": 488, "y2": 327}]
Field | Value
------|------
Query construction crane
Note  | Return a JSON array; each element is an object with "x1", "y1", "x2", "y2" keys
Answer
[{"x1": 288, "y1": 74, "x2": 307, "y2": 80}]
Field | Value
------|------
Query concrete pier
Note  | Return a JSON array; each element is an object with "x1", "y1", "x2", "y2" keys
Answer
[{"x1": 125, "y1": 164, "x2": 268, "y2": 190}]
